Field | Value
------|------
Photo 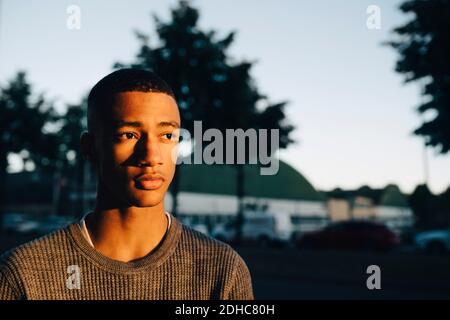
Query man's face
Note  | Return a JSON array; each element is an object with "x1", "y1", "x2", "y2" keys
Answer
[{"x1": 93, "y1": 91, "x2": 180, "y2": 208}]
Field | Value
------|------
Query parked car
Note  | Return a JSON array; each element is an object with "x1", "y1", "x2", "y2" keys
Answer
[
  {"x1": 2, "y1": 212, "x2": 26, "y2": 233},
  {"x1": 295, "y1": 220, "x2": 401, "y2": 252},
  {"x1": 211, "y1": 210, "x2": 289, "y2": 245},
  {"x1": 210, "y1": 221, "x2": 235, "y2": 243},
  {"x1": 2, "y1": 212, "x2": 40, "y2": 235},
  {"x1": 37, "y1": 215, "x2": 76, "y2": 235},
  {"x1": 414, "y1": 228, "x2": 450, "y2": 255}
]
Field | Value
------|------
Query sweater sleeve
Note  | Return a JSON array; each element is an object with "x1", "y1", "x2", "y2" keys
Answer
[
  {"x1": 0, "y1": 252, "x2": 24, "y2": 300},
  {"x1": 0, "y1": 268, "x2": 21, "y2": 300},
  {"x1": 225, "y1": 254, "x2": 254, "y2": 300}
]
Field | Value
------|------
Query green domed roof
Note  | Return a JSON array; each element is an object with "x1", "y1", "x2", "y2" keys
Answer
[{"x1": 175, "y1": 160, "x2": 324, "y2": 201}]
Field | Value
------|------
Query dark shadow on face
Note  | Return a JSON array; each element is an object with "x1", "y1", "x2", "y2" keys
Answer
[
  {"x1": 89, "y1": 92, "x2": 179, "y2": 211},
  {"x1": 95, "y1": 136, "x2": 167, "y2": 210}
]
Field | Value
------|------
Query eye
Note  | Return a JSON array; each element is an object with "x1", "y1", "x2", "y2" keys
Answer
[
  {"x1": 162, "y1": 132, "x2": 179, "y2": 142},
  {"x1": 116, "y1": 132, "x2": 137, "y2": 140}
]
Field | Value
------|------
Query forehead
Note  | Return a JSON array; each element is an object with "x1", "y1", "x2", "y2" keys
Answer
[{"x1": 110, "y1": 91, "x2": 180, "y2": 125}]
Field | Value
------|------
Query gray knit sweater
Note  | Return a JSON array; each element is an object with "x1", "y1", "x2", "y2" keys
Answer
[{"x1": 0, "y1": 214, "x2": 254, "y2": 300}]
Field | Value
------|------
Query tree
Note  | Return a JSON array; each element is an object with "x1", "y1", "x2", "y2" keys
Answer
[
  {"x1": 116, "y1": 1, "x2": 237, "y2": 217},
  {"x1": 50, "y1": 98, "x2": 88, "y2": 215},
  {"x1": 0, "y1": 72, "x2": 56, "y2": 225},
  {"x1": 408, "y1": 184, "x2": 436, "y2": 229},
  {"x1": 436, "y1": 185, "x2": 450, "y2": 226},
  {"x1": 438, "y1": 186, "x2": 450, "y2": 212},
  {"x1": 24, "y1": 95, "x2": 88, "y2": 216},
  {"x1": 214, "y1": 62, "x2": 294, "y2": 241},
  {"x1": 116, "y1": 1, "x2": 295, "y2": 233},
  {"x1": 387, "y1": 0, "x2": 450, "y2": 154}
]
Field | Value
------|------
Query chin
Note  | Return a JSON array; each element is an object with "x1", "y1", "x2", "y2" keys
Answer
[{"x1": 129, "y1": 191, "x2": 165, "y2": 208}]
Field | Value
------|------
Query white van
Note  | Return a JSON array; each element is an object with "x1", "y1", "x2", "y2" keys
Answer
[{"x1": 211, "y1": 210, "x2": 294, "y2": 245}]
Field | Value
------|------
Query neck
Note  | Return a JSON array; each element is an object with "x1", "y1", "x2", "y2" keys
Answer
[{"x1": 85, "y1": 201, "x2": 169, "y2": 263}]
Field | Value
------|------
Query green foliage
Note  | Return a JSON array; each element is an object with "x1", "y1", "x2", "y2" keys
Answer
[
  {"x1": 55, "y1": 98, "x2": 87, "y2": 169},
  {"x1": 0, "y1": 72, "x2": 57, "y2": 170},
  {"x1": 116, "y1": 1, "x2": 295, "y2": 224},
  {"x1": 115, "y1": 0, "x2": 295, "y2": 148},
  {"x1": 387, "y1": 0, "x2": 450, "y2": 153}
]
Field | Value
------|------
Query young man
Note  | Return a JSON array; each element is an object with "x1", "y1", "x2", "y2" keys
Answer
[{"x1": 0, "y1": 69, "x2": 254, "y2": 300}]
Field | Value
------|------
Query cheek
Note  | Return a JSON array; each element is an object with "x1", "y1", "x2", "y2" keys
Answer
[
  {"x1": 162, "y1": 145, "x2": 177, "y2": 181},
  {"x1": 99, "y1": 144, "x2": 132, "y2": 178},
  {"x1": 164, "y1": 144, "x2": 178, "y2": 167},
  {"x1": 112, "y1": 143, "x2": 135, "y2": 163}
]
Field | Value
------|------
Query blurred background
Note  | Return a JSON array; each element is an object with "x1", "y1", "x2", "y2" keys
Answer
[{"x1": 0, "y1": 0, "x2": 450, "y2": 299}]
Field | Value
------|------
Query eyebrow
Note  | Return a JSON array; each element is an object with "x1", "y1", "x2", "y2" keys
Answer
[
  {"x1": 158, "y1": 121, "x2": 180, "y2": 129},
  {"x1": 113, "y1": 120, "x2": 180, "y2": 129}
]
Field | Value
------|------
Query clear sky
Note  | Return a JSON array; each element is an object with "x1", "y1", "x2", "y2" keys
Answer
[{"x1": 1, "y1": 0, "x2": 449, "y2": 195}]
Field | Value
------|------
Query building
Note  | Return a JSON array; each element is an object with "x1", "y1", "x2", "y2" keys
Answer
[
  {"x1": 164, "y1": 160, "x2": 329, "y2": 233},
  {"x1": 3, "y1": 162, "x2": 414, "y2": 236},
  {"x1": 326, "y1": 184, "x2": 414, "y2": 234}
]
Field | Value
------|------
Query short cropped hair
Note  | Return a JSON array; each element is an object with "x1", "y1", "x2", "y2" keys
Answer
[{"x1": 87, "y1": 68, "x2": 175, "y2": 133}]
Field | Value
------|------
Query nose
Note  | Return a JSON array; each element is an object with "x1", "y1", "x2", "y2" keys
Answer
[{"x1": 136, "y1": 135, "x2": 163, "y2": 167}]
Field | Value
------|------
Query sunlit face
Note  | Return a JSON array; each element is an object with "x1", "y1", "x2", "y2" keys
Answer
[{"x1": 93, "y1": 91, "x2": 180, "y2": 208}]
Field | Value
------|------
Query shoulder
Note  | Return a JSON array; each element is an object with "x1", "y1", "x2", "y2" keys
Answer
[
  {"x1": 177, "y1": 222, "x2": 251, "y2": 276},
  {"x1": 0, "y1": 226, "x2": 72, "y2": 272},
  {"x1": 0, "y1": 226, "x2": 74, "y2": 299},
  {"x1": 181, "y1": 224, "x2": 237, "y2": 255},
  {"x1": 176, "y1": 222, "x2": 253, "y2": 298}
]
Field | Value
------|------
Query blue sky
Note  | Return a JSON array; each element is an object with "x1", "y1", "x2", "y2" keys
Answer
[{"x1": 1, "y1": 0, "x2": 449, "y2": 194}]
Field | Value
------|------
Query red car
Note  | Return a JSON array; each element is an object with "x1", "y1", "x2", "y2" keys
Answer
[{"x1": 296, "y1": 221, "x2": 401, "y2": 252}]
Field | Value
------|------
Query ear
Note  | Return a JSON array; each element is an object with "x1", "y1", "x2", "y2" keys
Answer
[{"x1": 80, "y1": 131, "x2": 98, "y2": 166}]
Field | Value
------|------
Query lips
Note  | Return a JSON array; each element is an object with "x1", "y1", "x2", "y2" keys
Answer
[{"x1": 134, "y1": 173, "x2": 164, "y2": 190}]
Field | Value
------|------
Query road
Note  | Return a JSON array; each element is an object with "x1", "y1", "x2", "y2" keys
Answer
[
  {"x1": 236, "y1": 245, "x2": 450, "y2": 299},
  {"x1": 1, "y1": 233, "x2": 450, "y2": 299}
]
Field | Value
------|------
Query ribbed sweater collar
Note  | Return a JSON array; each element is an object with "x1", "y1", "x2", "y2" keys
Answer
[{"x1": 66, "y1": 212, "x2": 182, "y2": 274}]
